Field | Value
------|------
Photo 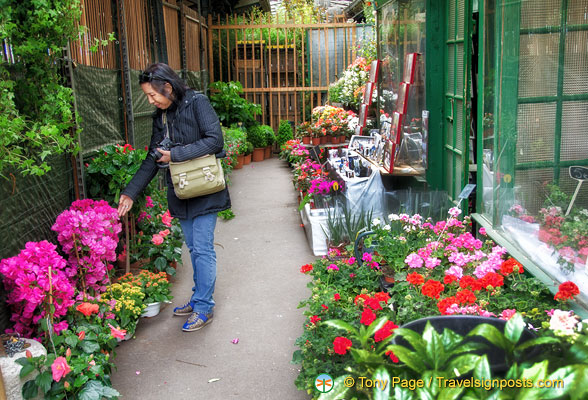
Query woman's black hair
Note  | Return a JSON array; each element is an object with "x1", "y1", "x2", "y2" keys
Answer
[{"x1": 139, "y1": 63, "x2": 190, "y2": 104}]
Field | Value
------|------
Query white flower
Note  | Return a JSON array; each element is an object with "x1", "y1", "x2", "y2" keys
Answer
[
  {"x1": 448, "y1": 207, "x2": 462, "y2": 218},
  {"x1": 383, "y1": 224, "x2": 391, "y2": 231},
  {"x1": 549, "y1": 310, "x2": 579, "y2": 336},
  {"x1": 372, "y1": 218, "x2": 381, "y2": 226},
  {"x1": 580, "y1": 209, "x2": 588, "y2": 217},
  {"x1": 388, "y1": 214, "x2": 400, "y2": 221}
]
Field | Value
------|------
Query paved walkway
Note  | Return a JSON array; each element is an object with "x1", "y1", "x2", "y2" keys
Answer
[{"x1": 111, "y1": 157, "x2": 315, "y2": 399}]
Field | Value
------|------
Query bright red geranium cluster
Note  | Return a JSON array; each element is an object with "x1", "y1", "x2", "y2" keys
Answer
[
  {"x1": 500, "y1": 258, "x2": 524, "y2": 275},
  {"x1": 300, "y1": 264, "x2": 313, "y2": 273},
  {"x1": 421, "y1": 280, "x2": 445, "y2": 299},
  {"x1": 554, "y1": 281, "x2": 580, "y2": 301},
  {"x1": 407, "y1": 272, "x2": 424, "y2": 286},
  {"x1": 333, "y1": 336, "x2": 352, "y2": 355}
]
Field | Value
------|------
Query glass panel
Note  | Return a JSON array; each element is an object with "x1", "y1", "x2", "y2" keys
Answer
[
  {"x1": 446, "y1": 111, "x2": 454, "y2": 146},
  {"x1": 518, "y1": 33, "x2": 560, "y2": 97},
  {"x1": 455, "y1": 154, "x2": 463, "y2": 198},
  {"x1": 516, "y1": 103, "x2": 556, "y2": 163},
  {"x1": 445, "y1": 153, "x2": 454, "y2": 196},
  {"x1": 513, "y1": 168, "x2": 554, "y2": 215},
  {"x1": 564, "y1": 30, "x2": 588, "y2": 95},
  {"x1": 561, "y1": 101, "x2": 588, "y2": 161},
  {"x1": 455, "y1": 101, "x2": 464, "y2": 149},
  {"x1": 520, "y1": 0, "x2": 562, "y2": 28}
]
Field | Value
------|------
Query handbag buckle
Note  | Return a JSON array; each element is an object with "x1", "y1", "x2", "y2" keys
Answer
[
  {"x1": 203, "y1": 167, "x2": 215, "y2": 182},
  {"x1": 179, "y1": 172, "x2": 188, "y2": 189}
]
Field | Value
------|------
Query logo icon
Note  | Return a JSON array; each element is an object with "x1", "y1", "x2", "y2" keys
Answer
[{"x1": 315, "y1": 374, "x2": 334, "y2": 393}]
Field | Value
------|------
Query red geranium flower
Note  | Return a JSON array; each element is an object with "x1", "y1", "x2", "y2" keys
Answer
[
  {"x1": 364, "y1": 297, "x2": 383, "y2": 311},
  {"x1": 421, "y1": 280, "x2": 445, "y2": 299},
  {"x1": 374, "y1": 321, "x2": 399, "y2": 342},
  {"x1": 500, "y1": 258, "x2": 523, "y2": 276},
  {"x1": 334, "y1": 293, "x2": 341, "y2": 301},
  {"x1": 300, "y1": 264, "x2": 313, "y2": 273},
  {"x1": 479, "y1": 272, "x2": 504, "y2": 289},
  {"x1": 360, "y1": 307, "x2": 377, "y2": 326},
  {"x1": 443, "y1": 275, "x2": 458, "y2": 285},
  {"x1": 310, "y1": 315, "x2": 321, "y2": 324},
  {"x1": 437, "y1": 296, "x2": 458, "y2": 315},
  {"x1": 456, "y1": 289, "x2": 477, "y2": 304},
  {"x1": 321, "y1": 304, "x2": 329, "y2": 311},
  {"x1": 407, "y1": 272, "x2": 425, "y2": 286},
  {"x1": 333, "y1": 337, "x2": 352, "y2": 355},
  {"x1": 554, "y1": 281, "x2": 580, "y2": 301},
  {"x1": 459, "y1": 275, "x2": 476, "y2": 289},
  {"x1": 373, "y1": 292, "x2": 391, "y2": 303}
]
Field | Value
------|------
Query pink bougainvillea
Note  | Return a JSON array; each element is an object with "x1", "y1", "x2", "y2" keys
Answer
[
  {"x1": 52, "y1": 199, "x2": 121, "y2": 299},
  {"x1": 0, "y1": 241, "x2": 75, "y2": 337}
]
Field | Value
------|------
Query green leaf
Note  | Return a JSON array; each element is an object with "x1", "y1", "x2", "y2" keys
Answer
[
  {"x1": 78, "y1": 380, "x2": 105, "y2": 400},
  {"x1": 473, "y1": 355, "x2": 492, "y2": 380},
  {"x1": 21, "y1": 380, "x2": 39, "y2": 400},
  {"x1": 504, "y1": 313, "x2": 525, "y2": 344},
  {"x1": 291, "y1": 350, "x2": 303, "y2": 364},
  {"x1": 393, "y1": 328, "x2": 427, "y2": 355},
  {"x1": 35, "y1": 371, "x2": 53, "y2": 393},
  {"x1": 65, "y1": 334, "x2": 79, "y2": 348},
  {"x1": 386, "y1": 345, "x2": 427, "y2": 373},
  {"x1": 535, "y1": 365, "x2": 588, "y2": 400},
  {"x1": 74, "y1": 374, "x2": 90, "y2": 388},
  {"x1": 373, "y1": 367, "x2": 391, "y2": 400},
  {"x1": 323, "y1": 319, "x2": 358, "y2": 336},
  {"x1": 19, "y1": 363, "x2": 36, "y2": 379},
  {"x1": 520, "y1": 360, "x2": 548, "y2": 382},
  {"x1": 317, "y1": 375, "x2": 350, "y2": 400},
  {"x1": 80, "y1": 340, "x2": 100, "y2": 354},
  {"x1": 438, "y1": 387, "x2": 466, "y2": 400},
  {"x1": 468, "y1": 324, "x2": 509, "y2": 352},
  {"x1": 102, "y1": 386, "x2": 120, "y2": 398},
  {"x1": 515, "y1": 336, "x2": 560, "y2": 353},
  {"x1": 447, "y1": 354, "x2": 482, "y2": 376},
  {"x1": 423, "y1": 323, "x2": 445, "y2": 369}
]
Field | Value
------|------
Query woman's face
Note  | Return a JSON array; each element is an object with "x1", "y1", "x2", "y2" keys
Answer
[{"x1": 141, "y1": 82, "x2": 173, "y2": 109}]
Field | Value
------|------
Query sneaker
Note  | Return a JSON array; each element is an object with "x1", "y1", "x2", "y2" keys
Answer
[
  {"x1": 173, "y1": 302, "x2": 193, "y2": 316},
  {"x1": 182, "y1": 312, "x2": 214, "y2": 332}
]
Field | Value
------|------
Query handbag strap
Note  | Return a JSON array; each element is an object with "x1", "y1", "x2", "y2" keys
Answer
[{"x1": 162, "y1": 111, "x2": 170, "y2": 140}]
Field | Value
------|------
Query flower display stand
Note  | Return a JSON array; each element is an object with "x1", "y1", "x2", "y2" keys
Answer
[{"x1": 0, "y1": 339, "x2": 46, "y2": 400}]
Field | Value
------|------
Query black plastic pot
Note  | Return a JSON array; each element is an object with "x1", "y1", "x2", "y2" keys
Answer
[{"x1": 394, "y1": 315, "x2": 540, "y2": 374}]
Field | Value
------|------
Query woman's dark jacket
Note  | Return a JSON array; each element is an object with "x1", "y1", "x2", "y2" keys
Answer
[{"x1": 122, "y1": 90, "x2": 231, "y2": 219}]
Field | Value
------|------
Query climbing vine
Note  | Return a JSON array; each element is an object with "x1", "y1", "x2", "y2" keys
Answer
[{"x1": 0, "y1": 0, "x2": 83, "y2": 178}]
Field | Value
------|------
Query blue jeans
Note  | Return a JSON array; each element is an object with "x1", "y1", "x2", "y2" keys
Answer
[{"x1": 179, "y1": 212, "x2": 218, "y2": 314}]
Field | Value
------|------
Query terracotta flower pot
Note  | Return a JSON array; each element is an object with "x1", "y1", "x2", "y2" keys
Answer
[
  {"x1": 339, "y1": 135, "x2": 346, "y2": 143},
  {"x1": 302, "y1": 136, "x2": 311, "y2": 144},
  {"x1": 243, "y1": 154, "x2": 252, "y2": 165},
  {"x1": 264, "y1": 145, "x2": 272, "y2": 159},
  {"x1": 252, "y1": 147, "x2": 265, "y2": 162},
  {"x1": 234, "y1": 154, "x2": 244, "y2": 170},
  {"x1": 320, "y1": 136, "x2": 327, "y2": 145},
  {"x1": 311, "y1": 137, "x2": 321, "y2": 146},
  {"x1": 331, "y1": 136, "x2": 340, "y2": 144}
]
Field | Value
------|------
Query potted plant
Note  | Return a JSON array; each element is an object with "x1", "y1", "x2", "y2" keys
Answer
[
  {"x1": 208, "y1": 81, "x2": 262, "y2": 128},
  {"x1": 260, "y1": 124, "x2": 275, "y2": 159},
  {"x1": 243, "y1": 141, "x2": 253, "y2": 165},
  {"x1": 247, "y1": 125, "x2": 267, "y2": 162},
  {"x1": 99, "y1": 282, "x2": 145, "y2": 338},
  {"x1": 276, "y1": 120, "x2": 294, "y2": 148},
  {"x1": 119, "y1": 270, "x2": 173, "y2": 317},
  {"x1": 296, "y1": 121, "x2": 312, "y2": 144}
]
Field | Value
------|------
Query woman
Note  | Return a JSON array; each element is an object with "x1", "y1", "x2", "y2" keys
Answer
[{"x1": 117, "y1": 63, "x2": 230, "y2": 332}]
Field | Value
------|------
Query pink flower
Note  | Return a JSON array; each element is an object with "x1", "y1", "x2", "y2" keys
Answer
[
  {"x1": 327, "y1": 264, "x2": 339, "y2": 271},
  {"x1": 347, "y1": 257, "x2": 356, "y2": 265},
  {"x1": 549, "y1": 310, "x2": 579, "y2": 336},
  {"x1": 161, "y1": 210, "x2": 173, "y2": 227},
  {"x1": 362, "y1": 252, "x2": 373, "y2": 262},
  {"x1": 499, "y1": 309, "x2": 517, "y2": 321},
  {"x1": 51, "y1": 356, "x2": 71, "y2": 382},
  {"x1": 425, "y1": 257, "x2": 441, "y2": 269},
  {"x1": 108, "y1": 324, "x2": 127, "y2": 339},
  {"x1": 405, "y1": 253, "x2": 423, "y2": 268},
  {"x1": 479, "y1": 227, "x2": 487, "y2": 236},
  {"x1": 151, "y1": 234, "x2": 164, "y2": 245},
  {"x1": 145, "y1": 196, "x2": 154, "y2": 208},
  {"x1": 159, "y1": 229, "x2": 171, "y2": 237},
  {"x1": 448, "y1": 207, "x2": 462, "y2": 218}
]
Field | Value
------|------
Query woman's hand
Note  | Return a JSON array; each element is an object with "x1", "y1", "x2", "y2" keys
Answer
[
  {"x1": 118, "y1": 194, "x2": 134, "y2": 218},
  {"x1": 157, "y1": 148, "x2": 171, "y2": 163}
]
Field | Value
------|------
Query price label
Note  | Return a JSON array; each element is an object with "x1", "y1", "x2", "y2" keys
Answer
[
  {"x1": 570, "y1": 166, "x2": 588, "y2": 181},
  {"x1": 458, "y1": 184, "x2": 476, "y2": 199}
]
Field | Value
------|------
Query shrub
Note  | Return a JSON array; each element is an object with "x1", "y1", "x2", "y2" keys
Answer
[
  {"x1": 260, "y1": 125, "x2": 275, "y2": 146},
  {"x1": 209, "y1": 81, "x2": 262, "y2": 128},
  {"x1": 276, "y1": 120, "x2": 294, "y2": 148},
  {"x1": 247, "y1": 125, "x2": 267, "y2": 148}
]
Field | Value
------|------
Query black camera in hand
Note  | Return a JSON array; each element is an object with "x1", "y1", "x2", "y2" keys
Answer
[{"x1": 147, "y1": 137, "x2": 175, "y2": 169}]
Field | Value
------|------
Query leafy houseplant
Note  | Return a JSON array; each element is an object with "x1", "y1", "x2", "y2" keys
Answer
[
  {"x1": 246, "y1": 125, "x2": 267, "y2": 149},
  {"x1": 276, "y1": 120, "x2": 294, "y2": 148},
  {"x1": 208, "y1": 81, "x2": 262, "y2": 128}
]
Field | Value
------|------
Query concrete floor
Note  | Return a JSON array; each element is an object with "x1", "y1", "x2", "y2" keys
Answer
[{"x1": 111, "y1": 157, "x2": 315, "y2": 399}]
